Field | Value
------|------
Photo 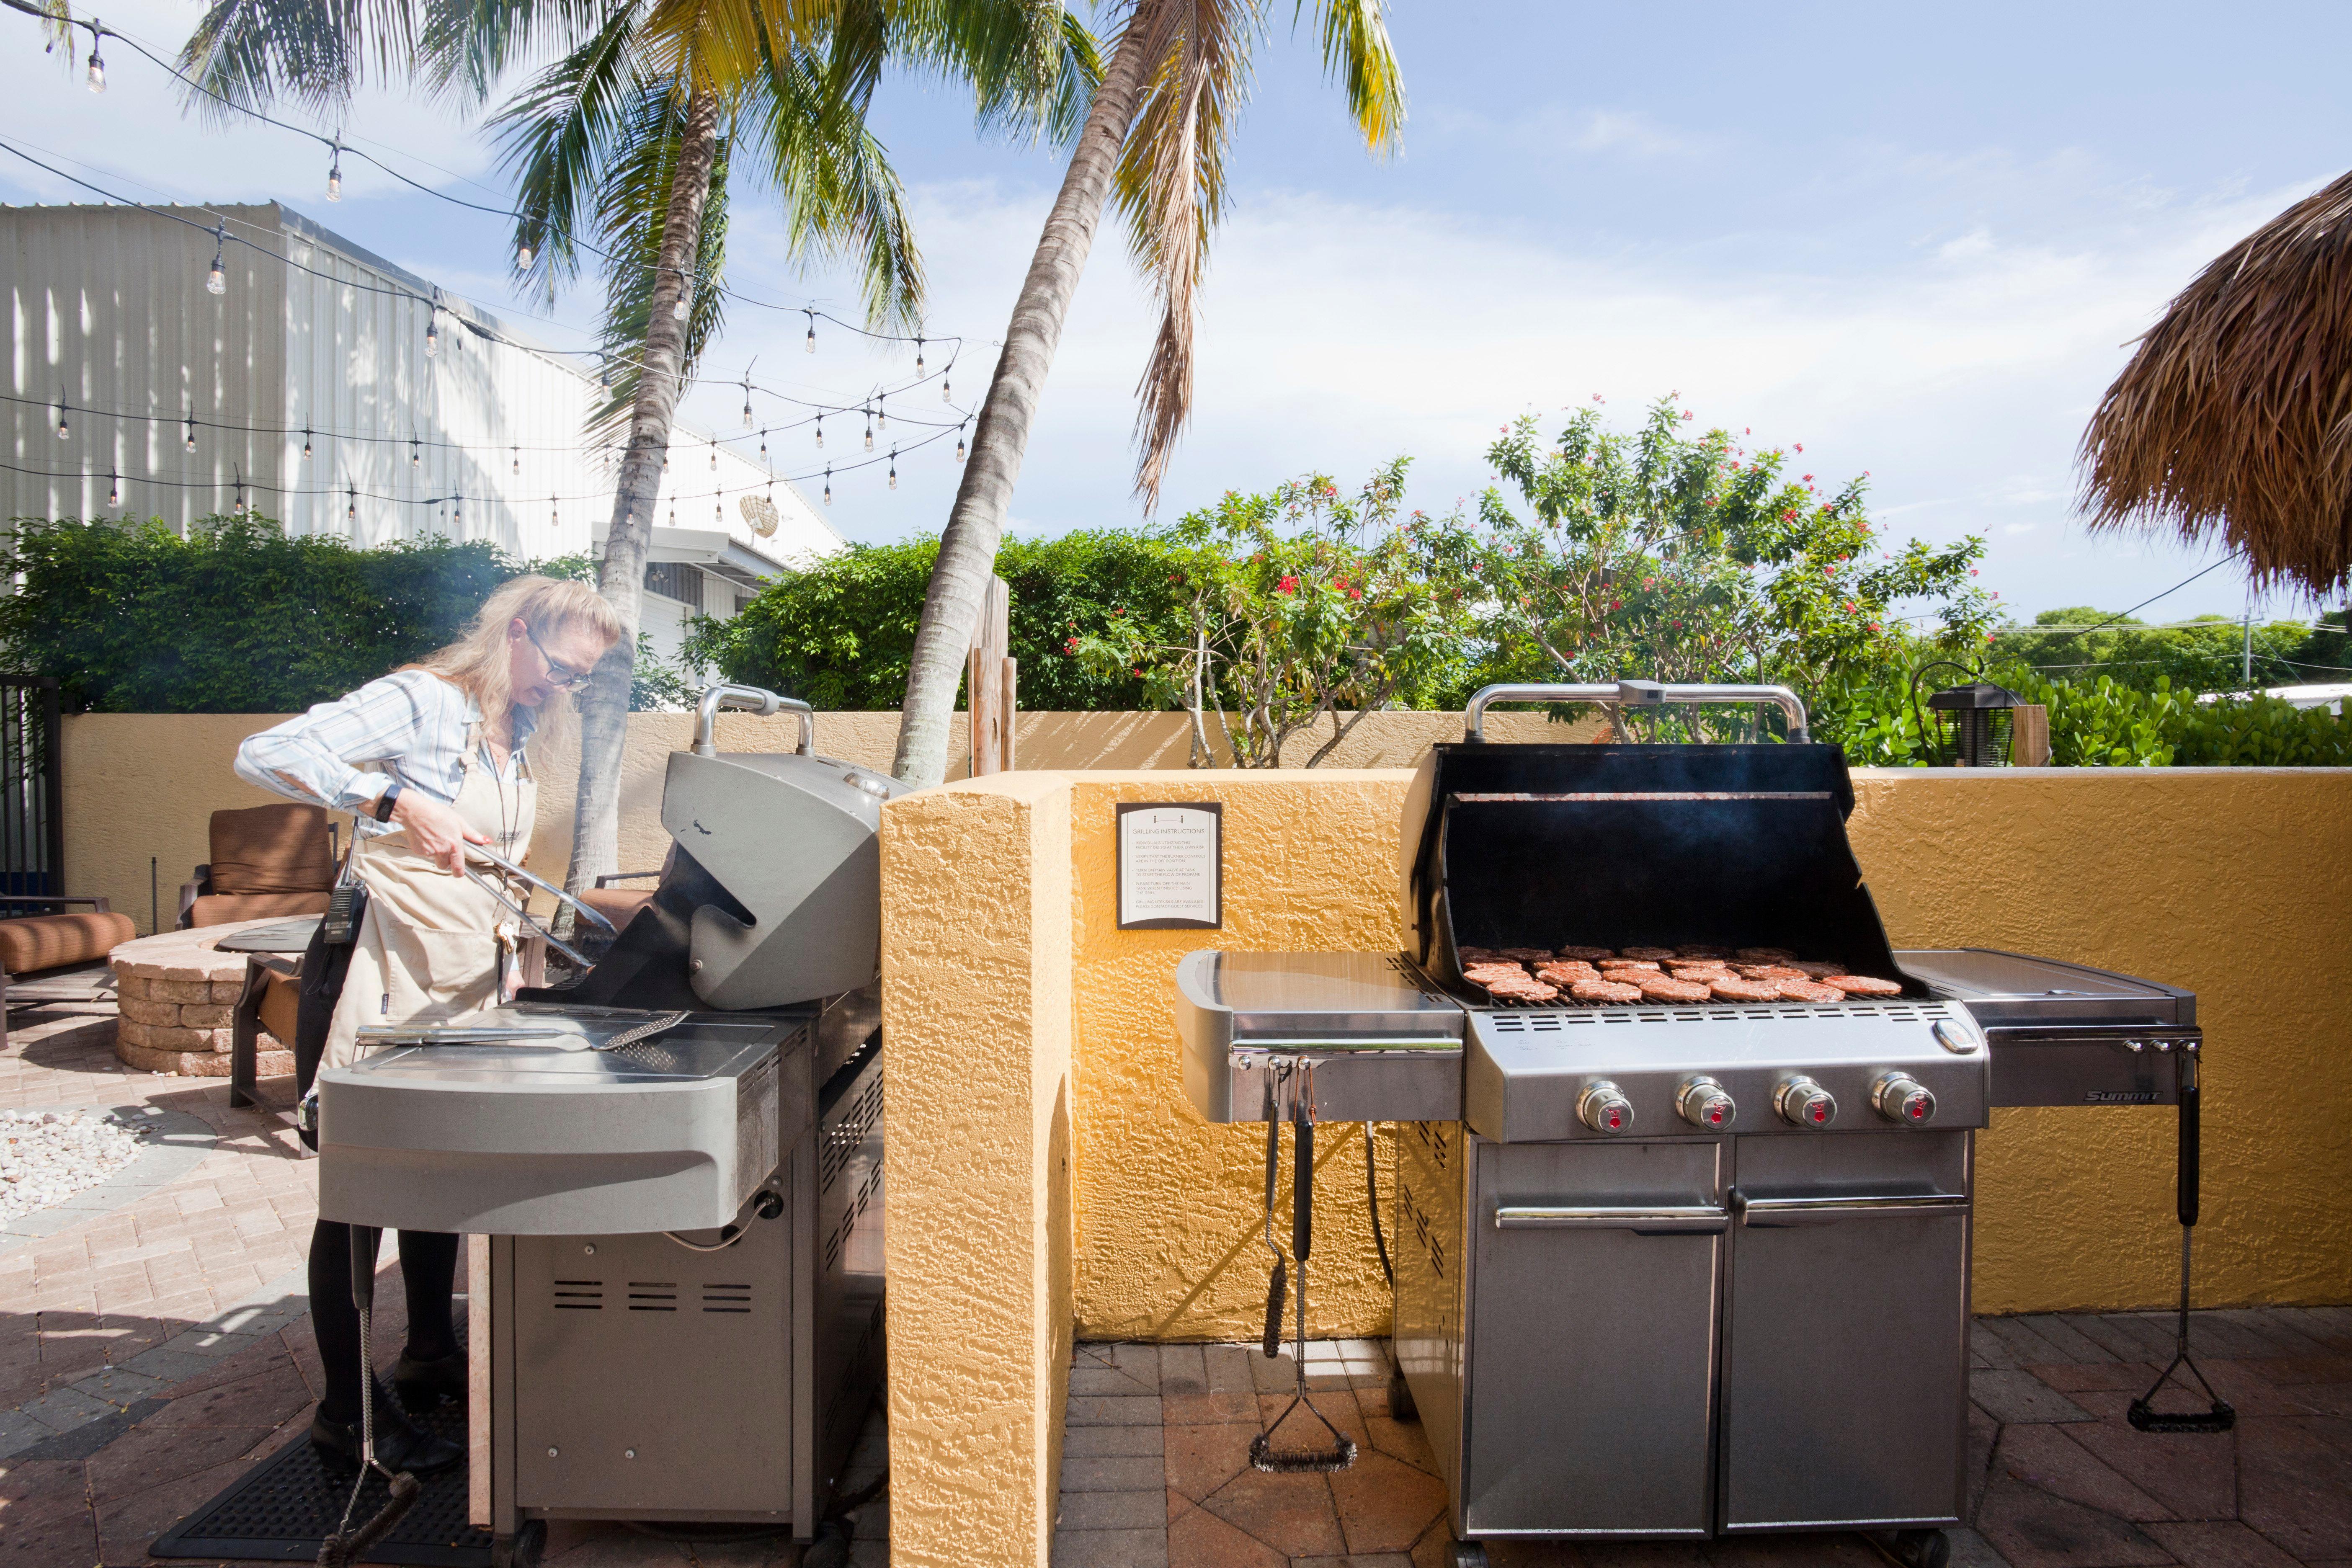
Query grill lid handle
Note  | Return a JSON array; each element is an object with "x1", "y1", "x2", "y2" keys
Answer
[
  {"x1": 1464, "y1": 681, "x2": 1809, "y2": 744},
  {"x1": 693, "y1": 683, "x2": 815, "y2": 757}
]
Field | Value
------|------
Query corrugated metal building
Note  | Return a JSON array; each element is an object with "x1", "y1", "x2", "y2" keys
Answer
[{"x1": 3, "y1": 201, "x2": 842, "y2": 665}]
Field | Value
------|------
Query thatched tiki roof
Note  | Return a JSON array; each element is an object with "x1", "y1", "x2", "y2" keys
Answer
[{"x1": 2080, "y1": 169, "x2": 2352, "y2": 598}]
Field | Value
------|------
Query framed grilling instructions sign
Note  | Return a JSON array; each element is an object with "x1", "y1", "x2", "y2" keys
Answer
[{"x1": 1116, "y1": 802, "x2": 1223, "y2": 930}]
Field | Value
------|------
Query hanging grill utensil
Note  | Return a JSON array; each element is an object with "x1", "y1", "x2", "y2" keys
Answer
[
  {"x1": 1250, "y1": 1057, "x2": 1357, "y2": 1474},
  {"x1": 1259, "y1": 1068, "x2": 1289, "y2": 1358},
  {"x1": 317, "y1": 1225, "x2": 423, "y2": 1567},
  {"x1": 2130, "y1": 1046, "x2": 2234, "y2": 1434}
]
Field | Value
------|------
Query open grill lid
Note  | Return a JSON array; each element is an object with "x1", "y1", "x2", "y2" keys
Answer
[{"x1": 1400, "y1": 683, "x2": 1907, "y2": 996}]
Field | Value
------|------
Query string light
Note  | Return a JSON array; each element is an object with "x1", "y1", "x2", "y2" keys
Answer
[
  {"x1": 54, "y1": 387, "x2": 68, "y2": 440},
  {"x1": 863, "y1": 408, "x2": 873, "y2": 451},
  {"x1": 106, "y1": 466, "x2": 119, "y2": 506},
  {"x1": 424, "y1": 306, "x2": 440, "y2": 358},
  {"x1": 887, "y1": 446, "x2": 897, "y2": 490},
  {"x1": 511, "y1": 445, "x2": 519, "y2": 475},
  {"x1": 231, "y1": 464, "x2": 245, "y2": 516},
  {"x1": 347, "y1": 482, "x2": 356, "y2": 521},
  {"x1": 183, "y1": 410, "x2": 196, "y2": 452},
  {"x1": 741, "y1": 372, "x2": 755, "y2": 429},
  {"x1": 758, "y1": 429, "x2": 767, "y2": 463},
  {"x1": 410, "y1": 434, "x2": 420, "y2": 469},
  {"x1": 709, "y1": 439, "x2": 717, "y2": 471},
  {"x1": 877, "y1": 394, "x2": 887, "y2": 432},
  {"x1": 83, "y1": 22, "x2": 104, "y2": 93},
  {"x1": 326, "y1": 139, "x2": 342, "y2": 201},
  {"x1": 301, "y1": 423, "x2": 312, "y2": 461},
  {"x1": 204, "y1": 224, "x2": 225, "y2": 295},
  {"x1": 453, "y1": 493, "x2": 462, "y2": 526},
  {"x1": 823, "y1": 465, "x2": 832, "y2": 505},
  {"x1": 804, "y1": 310, "x2": 816, "y2": 353},
  {"x1": 671, "y1": 273, "x2": 691, "y2": 322},
  {"x1": 814, "y1": 415, "x2": 823, "y2": 451},
  {"x1": 714, "y1": 498, "x2": 722, "y2": 523},
  {"x1": 956, "y1": 422, "x2": 967, "y2": 463},
  {"x1": 942, "y1": 373, "x2": 952, "y2": 404},
  {"x1": 598, "y1": 357, "x2": 613, "y2": 389},
  {"x1": 551, "y1": 495, "x2": 559, "y2": 527},
  {"x1": 516, "y1": 240, "x2": 533, "y2": 270},
  {"x1": 914, "y1": 338, "x2": 924, "y2": 375}
]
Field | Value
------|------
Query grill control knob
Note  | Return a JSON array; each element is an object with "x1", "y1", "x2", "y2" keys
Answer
[
  {"x1": 1577, "y1": 1081, "x2": 1635, "y2": 1135},
  {"x1": 1676, "y1": 1075, "x2": 1737, "y2": 1130},
  {"x1": 1873, "y1": 1073, "x2": 1937, "y2": 1126},
  {"x1": 1775, "y1": 1076, "x2": 1837, "y2": 1129}
]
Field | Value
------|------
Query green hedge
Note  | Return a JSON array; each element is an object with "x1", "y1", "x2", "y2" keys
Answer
[{"x1": 687, "y1": 531, "x2": 1190, "y2": 710}]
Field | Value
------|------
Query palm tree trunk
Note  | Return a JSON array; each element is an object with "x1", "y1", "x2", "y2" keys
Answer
[
  {"x1": 889, "y1": 9, "x2": 1161, "y2": 787},
  {"x1": 566, "y1": 87, "x2": 722, "y2": 892}
]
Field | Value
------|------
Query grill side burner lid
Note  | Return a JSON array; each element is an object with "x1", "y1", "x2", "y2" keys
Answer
[{"x1": 1895, "y1": 949, "x2": 2195, "y2": 1029}]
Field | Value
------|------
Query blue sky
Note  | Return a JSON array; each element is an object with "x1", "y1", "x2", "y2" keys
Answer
[{"x1": 8, "y1": 0, "x2": 2350, "y2": 626}]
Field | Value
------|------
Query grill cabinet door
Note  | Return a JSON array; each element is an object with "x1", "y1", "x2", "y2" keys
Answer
[
  {"x1": 1463, "y1": 1137, "x2": 1724, "y2": 1538},
  {"x1": 1720, "y1": 1131, "x2": 1970, "y2": 1532}
]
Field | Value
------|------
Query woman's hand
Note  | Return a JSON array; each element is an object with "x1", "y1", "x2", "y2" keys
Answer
[{"x1": 389, "y1": 791, "x2": 489, "y2": 874}]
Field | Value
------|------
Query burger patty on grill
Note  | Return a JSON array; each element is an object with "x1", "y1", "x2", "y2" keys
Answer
[
  {"x1": 1499, "y1": 947, "x2": 1557, "y2": 964},
  {"x1": 1776, "y1": 978, "x2": 1846, "y2": 1003},
  {"x1": 1462, "y1": 964, "x2": 1529, "y2": 983},
  {"x1": 1674, "y1": 944, "x2": 1735, "y2": 960},
  {"x1": 1666, "y1": 959, "x2": 1731, "y2": 976},
  {"x1": 1555, "y1": 945, "x2": 1616, "y2": 962},
  {"x1": 1598, "y1": 959, "x2": 1661, "y2": 973},
  {"x1": 1482, "y1": 975, "x2": 1560, "y2": 1003},
  {"x1": 1534, "y1": 961, "x2": 1599, "y2": 985},
  {"x1": 1708, "y1": 976, "x2": 1782, "y2": 1003},
  {"x1": 1456, "y1": 946, "x2": 1500, "y2": 964},
  {"x1": 1733, "y1": 963, "x2": 1806, "y2": 981},
  {"x1": 1791, "y1": 959, "x2": 1848, "y2": 978},
  {"x1": 1620, "y1": 945, "x2": 1679, "y2": 962},
  {"x1": 1570, "y1": 977, "x2": 1643, "y2": 1004},
  {"x1": 1636, "y1": 975, "x2": 1712, "y2": 1003},
  {"x1": 1736, "y1": 946, "x2": 1798, "y2": 962},
  {"x1": 1823, "y1": 973, "x2": 1903, "y2": 997}
]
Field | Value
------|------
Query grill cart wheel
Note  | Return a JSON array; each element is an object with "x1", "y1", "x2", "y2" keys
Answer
[
  {"x1": 1887, "y1": 1528, "x2": 1951, "y2": 1568},
  {"x1": 491, "y1": 1519, "x2": 544, "y2": 1568},
  {"x1": 1387, "y1": 1369, "x2": 1417, "y2": 1423},
  {"x1": 1448, "y1": 1541, "x2": 1488, "y2": 1568}
]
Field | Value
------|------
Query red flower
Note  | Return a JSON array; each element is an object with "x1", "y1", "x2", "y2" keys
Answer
[
  {"x1": 1800, "y1": 474, "x2": 1813, "y2": 483},
  {"x1": 1132, "y1": 668, "x2": 1144, "y2": 677},
  {"x1": 1064, "y1": 638, "x2": 1078, "y2": 654},
  {"x1": 1348, "y1": 587, "x2": 1362, "y2": 600},
  {"x1": 1970, "y1": 568, "x2": 1978, "y2": 576},
  {"x1": 1793, "y1": 444, "x2": 1803, "y2": 453},
  {"x1": 1277, "y1": 575, "x2": 1299, "y2": 595},
  {"x1": 1681, "y1": 410, "x2": 1694, "y2": 421}
]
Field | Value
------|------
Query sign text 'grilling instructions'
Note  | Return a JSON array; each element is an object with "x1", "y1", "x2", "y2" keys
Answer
[{"x1": 1116, "y1": 802, "x2": 1222, "y2": 930}]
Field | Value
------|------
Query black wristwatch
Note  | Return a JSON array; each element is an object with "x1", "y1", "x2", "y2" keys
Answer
[{"x1": 373, "y1": 782, "x2": 403, "y2": 823}]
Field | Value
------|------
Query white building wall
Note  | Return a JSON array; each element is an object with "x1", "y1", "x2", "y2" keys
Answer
[{"x1": 4, "y1": 201, "x2": 842, "y2": 668}]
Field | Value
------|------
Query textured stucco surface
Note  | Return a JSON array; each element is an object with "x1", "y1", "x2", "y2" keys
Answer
[
  {"x1": 64, "y1": 707, "x2": 1576, "y2": 926},
  {"x1": 1847, "y1": 767, "x2": 2352, "y2": 1313},
  {"x1": 880, "y1": 775, "x2": 1074, "y2": 1568}
]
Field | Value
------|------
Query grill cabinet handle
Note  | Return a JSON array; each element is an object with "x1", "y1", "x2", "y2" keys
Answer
[
  {"x1": 1463, "y1": 681, "x2": 1810, "y2": 744},
  {"x1": 1730, "y1": 1190, "x2": 1969, "y2": 1227},
  {"x1": 1493, "y1": 1204, "x2": 1729, "y2": 1234}
]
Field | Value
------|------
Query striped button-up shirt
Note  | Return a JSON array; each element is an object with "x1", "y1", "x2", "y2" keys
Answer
[{"x1": 235, "y1": 669, "x2": 532, "y2": 832}]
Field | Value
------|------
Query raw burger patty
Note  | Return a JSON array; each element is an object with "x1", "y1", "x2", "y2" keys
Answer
[
  {"x1": 1463, "y1": 960, "x2": 1527, "y2": 976},
  {"x1": 1733, "y1": 963, "x2": 1806, "y2": 981},
  {"x1": 1823, "y1": 973, "x2": 1904, "y2": 997},
  {"x1": 1482, "y1": 975, "x2": 1560, "y2": 1003},
  {"x1": 1499, "y1": 947, "x2": 1557, "y2": 963},
  {"x1": 1736, "y1": 946, "x2": 1797, "y2": 962},
  {"x1": 1776, "y1": 978, "x2": 1846, "y2": 1003},
  {"x1": 1791, "y1": 960, "x2": 1848, "y2": 978},
  {"x1": 1674, "y1": 944, "x2": 1734, "y2": 960},
  {"x1": 1598, "y1": 958, "x2": 1661, "y2": 972},
  {"x1": 1570, "y1": 978, "x2": 1643, "y2": 1004},
  {"x1": 1666, "y1": 959, "x2": 1731, "y2": 976},
  {"x1": 1620, "y1": 945, "x2": 1679, "y2": 962},
  {"x1": 1534, "y1": 962, "x2": 1599, "y2": 985},
  {"x1": 1708, "y1": 976, "x2": 1782, "y2": 1003},
  {"x1": 1555, "y1": 945, "x2": 1615, "y2": 962},
  {"x1": 1636, "y1": 975, "x2": 1711, "y2": 1003}
]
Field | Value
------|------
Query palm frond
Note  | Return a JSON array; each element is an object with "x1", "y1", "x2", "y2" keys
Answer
[
  {"x1": 175, "y1": 0, "x2": 420, "y2": 118},
  {"x1": 416, "y1": 0, "x2": 625, "y2": 107},
  {"x1": 492, "y1": 8, "x2": 651, "y2": 302},
  {"x1": 2080, "y1": 167, "x2": 2352, "y2": 597},
  {"x1": 884, "y1": 0, "x2": 1104, "y2": 144},
  {"x1": 1114, "y1": 0, "x2": 1259, "y2": 510},
  {"x1": 1300, "y1": 0, "x2": 1402, "y2": 157}
]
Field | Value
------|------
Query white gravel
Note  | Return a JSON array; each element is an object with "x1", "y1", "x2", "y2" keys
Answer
[{"x1": 0, "y1": 1107, "x2": 158, "y2": 1224}]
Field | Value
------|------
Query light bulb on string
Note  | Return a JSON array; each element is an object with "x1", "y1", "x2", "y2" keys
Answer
[
  {"x1": 914, "y1": 338, "x2": 925, "y2": 375},
  {"x1": 714, "y1": 498, "x2": 722, "y2": 523},
  {"x1": 326, "y1": 141, "x2": 342, "y2": 201},
  {"x1": 232, "y1": 466, "x2": 246, "y2": 516},
  {"x1": 107, "y1": 467, "x2": 119, "y2": 507},
  {"x1": 863, "y1": 409, "x2": 873, "y2": 451},
  {"x1": 511, "y1": 446, "x2": 519, "y2": 476},
  {"x1": 671, "y1": 274, "x2": 691, "y2": 321},
  {"x1": 347, "y1": 483, "x2": 357, "y2": 522},
  {"x1": 551, "y1": 495, "x2": 559, "y2": 528},
  {"x1": 877, "y1": 394, "x2": 887, "y2": 431},
  {"x1": 84, "y1": 23, "x2": 104, "y2": 93},
  {"x1": 453, "y1": 494, "x2": 462, "y2": 528},
  {"x1": 424, "y1": 308, "x2": 440, "y2": 358},
  {"x1": 741, "y1": 374, "x2": 755, "y2": 430},
  {"x1": 758, "y1": 429, "x2": 768, "y2": 464},
  {"x1": 668, "y1": 504, "x2": 676, "y2": 527},
  {"x1": 598, "y1": 356, "x2": 613, "y2": 389},
  {"x1": 804, "y1": 312, "x2": 816, "y2": 353},
  {"x1": 814, "y1": 415, "x2": 823, "y2": 451},
  {"x1": 823, "y1": 465, "x2": 832, "y2": 506},
  {"x1": 184, "y1": 411, "x2": 197, "y2": 453},
  {"x1": 205, "y1": 225, "x2": 226, "y2": 295},
  {"x1": 410, "y1": 435, "x2": 420, "y2": 469},
  {"x1": 54, "y1": 387, "x2": 68, "y2": 439},
  {"x1": 516, "y1": 239, "x2": 533, "y2": 270},
  {"x1": 956, "y1": 422, "x2": 967, "y2": 464},
  {"x1": 942, "y1": 373, "x2": 952, "y2": 404},
  {"x1": 302, "y1": 423, "x2": 312, "y2": 462},
  {"x1": 887, "y1": 447, "x2": 897, "y2": 490}
]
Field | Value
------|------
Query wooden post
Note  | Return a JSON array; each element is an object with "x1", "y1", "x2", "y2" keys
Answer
[
  {"x1": 2011, "y1": 704, "x2": 2051, "y2": 766},
  {"x1": 967, "y1": 576, "x2": 1016, "y2": 776}
]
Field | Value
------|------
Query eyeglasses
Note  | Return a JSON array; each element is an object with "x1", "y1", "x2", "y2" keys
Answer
[{"x1": 525, "y1": 625, "x2": 591, "y2": 691}]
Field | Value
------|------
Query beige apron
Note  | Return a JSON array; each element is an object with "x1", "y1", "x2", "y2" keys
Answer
[{"x1": 322, "y1": 722, "x2": 536, "y2": 1071}]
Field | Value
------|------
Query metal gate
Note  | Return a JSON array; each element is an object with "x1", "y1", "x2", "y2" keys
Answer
[{"x1": 0, "y1": 677, "x2": 63, "y2": 916}]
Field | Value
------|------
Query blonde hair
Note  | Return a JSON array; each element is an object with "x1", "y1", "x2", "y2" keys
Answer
[{"x1": 407, "y1": 576, "x2": 624, "y2": 748}]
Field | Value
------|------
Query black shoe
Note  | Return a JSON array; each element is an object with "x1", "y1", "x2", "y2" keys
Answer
[
  {"x1": 309, "y1": 1400, "x2": 465, "y2": 1476},
  {"x1": 392, "y1": 1348, "x2": 468, "y2": 1410}
]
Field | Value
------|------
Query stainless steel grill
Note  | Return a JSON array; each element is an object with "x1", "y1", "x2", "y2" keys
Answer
[{"x1": 1175, "y1": 681, "x2": 2201, "y2": 1567}]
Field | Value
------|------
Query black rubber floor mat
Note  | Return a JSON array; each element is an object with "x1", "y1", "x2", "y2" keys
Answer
[{"x1": 150, "y1": 1399, "x2": 491, "y2": 1567}]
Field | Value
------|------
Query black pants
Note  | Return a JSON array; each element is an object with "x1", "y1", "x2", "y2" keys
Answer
[{"x1": 294, "y1": 920, "x2": 460, "y2": 1423}]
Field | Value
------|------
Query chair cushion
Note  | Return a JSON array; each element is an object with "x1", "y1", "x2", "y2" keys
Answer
[
  {"x1": 210, "y1": 803, "x2": 335, "y2": 895},
  {"x1": 256, "y1": 970, "x2": 300, "y2": 1048},
  {"x1": 579, "y1": 888, "x2": 655, "y2": 929},
  {"x1": 0, "y1": 911, "x2": 137, "y2": 977},
  {"x1": 191, "y1": 891, "x2": 332, "y2": 928}
]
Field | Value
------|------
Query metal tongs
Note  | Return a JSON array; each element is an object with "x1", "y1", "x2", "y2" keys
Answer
[{"x1": 459, "y1": 841, "x2": 617, "y2": 971}]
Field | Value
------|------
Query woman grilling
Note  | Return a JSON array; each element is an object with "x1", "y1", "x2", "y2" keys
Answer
[{"x1": 235, "y1": 576, "x2": 621, "y2": 1472}]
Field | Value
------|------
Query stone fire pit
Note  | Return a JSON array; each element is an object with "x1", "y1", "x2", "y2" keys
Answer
[{"x1": 108, "y1": 921, "x2": 296, "y2": 1078}]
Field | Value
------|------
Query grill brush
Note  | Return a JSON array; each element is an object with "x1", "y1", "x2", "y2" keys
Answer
[
  {"x1": 2129, "y1": 1051, "x2": 2234, "y2": 1434},
  {"x1": 1250, "y1": 1059, "x2": 1357, "y2": 1475},
  {"x1": 317, "y1": 1225, "x2": 422, "y2": 1568}
]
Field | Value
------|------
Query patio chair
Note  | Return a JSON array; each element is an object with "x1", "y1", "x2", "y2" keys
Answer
[
  {"x1": 0, "y1": 895, "x2": 136, "y2": 1051},
  {"x1": 579, "y1": 868, "x2": 663, "y2": 931},
  {"x1": 178, "y1": 802, "x2": 336, "y2": 928}
]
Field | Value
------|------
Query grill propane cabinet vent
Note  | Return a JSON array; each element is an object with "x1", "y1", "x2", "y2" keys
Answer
[
  {"x1": 1175, "y1": 681, "x2": 2213, "y2": 1568},
  {"x1": 315, "y1": 686, "x2": 900, "y2": 1558}
]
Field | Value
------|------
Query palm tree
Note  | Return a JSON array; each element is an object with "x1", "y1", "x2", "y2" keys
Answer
[
  {"x1": 177, "y1": 0, "x2": 1095, "y2": 884},
  {"x1": 889, "y1": 0, "x2": 1404, "y2": 787}
]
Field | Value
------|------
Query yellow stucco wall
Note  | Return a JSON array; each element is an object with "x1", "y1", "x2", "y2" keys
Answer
[{"x1": 62, "y1": 708, "x2": 1576, "y2": 931}]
